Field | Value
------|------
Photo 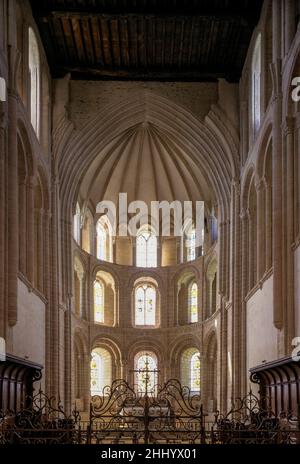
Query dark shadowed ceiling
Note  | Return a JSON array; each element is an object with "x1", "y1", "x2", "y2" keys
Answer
[{"x1": 29, "y1": 0, "x2": 263, "y2": 82}]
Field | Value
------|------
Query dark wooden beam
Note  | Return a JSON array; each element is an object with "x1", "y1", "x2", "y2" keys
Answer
[
  {"x1": 55, "y1": 65, "x2": 239, "y2": 82},
  {"x1": 41, "y1": 12, "x2": 252, "y2": 28}
]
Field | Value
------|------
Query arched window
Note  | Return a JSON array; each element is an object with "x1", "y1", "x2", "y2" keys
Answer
[
  {"x1": 90, "y1": 348, "x2": 112, "y2": 396},
  {"x1": 190, "y1": 352, "x2": 201, "y2": 392},
  {"x1": 136, "y1": 226, "x2": 157, "y2": 267},
  {"x1": 134, "y1": 352, "x2": 158, "y2": 395},
  {"x1": 74, "y1": 257, "x2": 84, "y2": 317},
  {"x1": 73, "y1": 203, "x2": 81, "y2": 244},
  {"x1": 82, "y1": 210, "x2": 94, "y2": 254},
  {"x1": 252, "y1": 33, "x2": 261, "y2": 136},
  {"x1": 135, "y1": 284, "x2": 156, "y2": 326},
  {"x1": 189, "y1": 282, "x2": 198, "y2": 323},
  {"x1": 181, "y1": 348, "x2": 200, "y2": 393},
  {"x1": 94, "y1": 280, "x2": 104, "y2": 323},
  {"x1": 28, "y1": 27, "x2": 40, "y2": 136},
  {"x1": 96, "y1": 216, "x2": 112, "y2": 262},
  {"x1": 186, "y1": 226, "x2": 196, "y2": 261}
]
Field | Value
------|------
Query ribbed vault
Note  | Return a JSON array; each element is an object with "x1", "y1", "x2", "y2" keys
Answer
[
  {"x1": 80, "y1": 121, "x2": 212, "y2": 210},
  {"x1": 55, "y1": 91, "x2": 239, "y2": 221}
]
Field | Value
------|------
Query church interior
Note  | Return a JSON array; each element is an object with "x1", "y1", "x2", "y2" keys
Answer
[{"x1": 0, "y1": 0, "x2": 300, "y2": 445}]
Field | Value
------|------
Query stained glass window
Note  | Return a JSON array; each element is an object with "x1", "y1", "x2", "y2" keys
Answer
[
  {"x1": 94, "y1": 280, "x2": 104, "y2": 323},
  {"x1": 252, "y1": 34, "x2": 261, "y2": 135},
  {"x1": 73, "y1": 203, "x2": 81, "y2": 244},
  {"x1": 97, "y1": 222, "x2": 107, "y2": 260},
  {"x1": 135, "y1": 352, "x2": 158, "y2": 395},
  {"x1": 186, "y1": 227, "x2": 196, "y2": 261},
  {"x1": 90, "y1": 351, "x2": 102, "y2": 396},
  {"x1": 189, "y1": 282, "x2": 198, "y2": 323},
  {"x1": 90, "y1": 348, "x2": 112, "y2": 396},
  {"x1": 190, "y1": 352, "x2": 200, "y2": 392},
  {"x1": 136, "y1": 227, "x2": 157, "y2": 267},
  {"x1": 135, "y1": 284, "x2": 156, "y2": 326},
  {"x1": 29, "y1": 27, "x2": 40, "y2": 136}
]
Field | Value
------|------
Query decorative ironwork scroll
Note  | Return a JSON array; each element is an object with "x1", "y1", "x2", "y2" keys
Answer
[
  {"x1": 210, "y1": 390, "x2": 300, "y2": 444},
  {"x1": 88, "y1": 379, "x2": 204, "y2": 444}
]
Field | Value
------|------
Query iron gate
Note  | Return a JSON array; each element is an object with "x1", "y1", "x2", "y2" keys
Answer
[
  {"x1": 1, "y1": 386, "x2": 300, "y2": 444},
  {"x1": 87, "y1": 379, "x2": 204, "y2": 444}
]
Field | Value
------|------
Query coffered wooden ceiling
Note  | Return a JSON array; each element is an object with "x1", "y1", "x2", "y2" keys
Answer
[{"x1": 29, "y1": 0, "x2": 263, "y2": 82}]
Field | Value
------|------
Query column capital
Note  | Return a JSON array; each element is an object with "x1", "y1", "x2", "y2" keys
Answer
[
  {"x1": 240, "y1": 208, "x2": 249, "y2": 220},
  {"x1": 255, "y1": 178, "x2": 265, "y2": 192},
  {"x1": 282, "y1": 116, "x2": 294, "y2": 136}
]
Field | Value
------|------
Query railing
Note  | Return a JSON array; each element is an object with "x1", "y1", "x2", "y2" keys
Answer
[{"x1": 0, "y1": 386, "x2": 299, "y2": 444}]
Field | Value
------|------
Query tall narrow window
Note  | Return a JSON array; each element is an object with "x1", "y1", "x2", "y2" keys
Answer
[
  {"x1": 134, "y1": 352, "x2": 158, "y2": 395},
  {"x1": 181, "y1": 348, "x2": 201, "y2": 393},
  {"x1": 90, "y1": 348, "x2": 112, "y2": 396},
  {"x1": 252, "y1": 34, "x2": 261, "y2": 136},
  {"x1": 94, "y1": 280, "x2": 104, "y2": 323},
  {"x1": 190, "y1": 352, "x2": 201, "y2": 392},
  {"x1": 96, "y1": 216, "x2": 112, "y2": 262},
  {"x1": 28, "y1": 28, "x2": 40, "y2": 136},
  {"x1": 186, "y1": 227, "x2": 196, "y2": 261},
  {"x1": 189, "y1": 282, "x2": 198, "y2": 323},
  {"x1": 74, "y1": 203, "x2": 81, "y2": 244},
  {"x1": 97, "y1": 223, "x2": 106, "y2": 260},
  {"x1": 135, "y1": 284, "x2": 156, "y2": 326},
  {"x1": 136, "y1": 226, "x2": 157, "y2": 267}
]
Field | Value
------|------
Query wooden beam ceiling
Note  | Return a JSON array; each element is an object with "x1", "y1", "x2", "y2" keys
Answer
[{"x1": 29, "y1": 0, "x2": 263, "y2": 82}]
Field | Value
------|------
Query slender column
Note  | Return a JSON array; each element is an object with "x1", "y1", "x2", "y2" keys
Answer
[
  {"x1": 83, "y1": 353, "x2": 91, "y2": 410},
  {"x1": 296, "y1": 114, "x2": 300, "y2": 241},
  {"x1": 18, "y1": 180, "x2": 27, "y2": 275},
  {"x1": 64, "y1": 301, "x2": 72, "y2": 413},
  {"x1": 7, "y1": 89, "x2": 18, "y2": 326},
  {"x1": 265, "y1": 180, "x2": 272, "y2": 271},
  {"x1": 248, "y1": 215, "x2": 253, "y2": 292},
  {"x1": 240, "y1": 100, "x2": 249, "y2": 164},
  {"x1": 271, "y1": 0, "x2": 283, "y2": 329},
  {"x1": 284, "y1": 0, "x2": 296, "y2": 55},
  {"x1": 231, "y1": 181, "x2": 241, "y2": 399},
  {"x1": 44, "y1": 211, "x2": 51, "y2": 393},
  {"x1": 284, "y1": 117, "x2": 295, "y2": 352},
  {"x1": 50, "y1": 179, "x2": 60, "y2": 398},
  {"x1": 38, "y1": 209, "x2": 44, "y2": 292},
  {"x1": 240, "y1": 209, "x2": 248, "y2": 396},
  {"x1": 0, "y1": 108, "x2": 7, "y2": 337},
  {"x1": 218, "y1": 222, "x2": 225, "y2": 295},
  {"x1": 157, "y1": 237, "x2": 162, "y2": 266},
  {"x1": 26, "y1": 179, "x2": 35, "y2": 284},
  {"x1": 256, "y1": 179, "x2": 266, "y2": 280}
]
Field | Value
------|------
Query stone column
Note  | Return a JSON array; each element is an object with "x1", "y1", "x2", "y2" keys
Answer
[
  {"x1": 284, "y1": 0, "x2": 296, "y2": 55},
  {"x1": 256, "y1": 179, "x2": 266, "y2": 280},
  {"x1": 83, "y1": 353, "x2": 91, "y2": 410},
  {"x1": 284, "y1": 117, "x2": 295, "y2": 352},
  {"x1": 271, "y1": 0, "x2": 283, "y2": 330},
  {"x1": 219, "y1": 222, "x2": 225, "y2": 295},
  {"x1": 248, "y1": 215, "x2": 253, "y2": 292},
  {"x1": 38, "y1": 209, "x2": 45, "y2": 292},
  {"x1": 240, "y1": 209, "x2": 248, "y2": 396},
  {"x1": 240, "y1": 100, "x2": 249, "y2": 164},
  {"x1": 50, "y1": 178, "x2": 60, "y2": 399},
  {"x1": 157, "y1": 237, "x2": 162, "y2": 266},
  {"x1": 132, "y1": 237, "x2": 136, "y2": 266},
  {"x1": 44, "y1": 210, "x2": 51, "y2": 393},
  {"x1": 18, "y1": 180, "x2": 27, "y2": 275},
  {"x1": 26, "y1": 179, "x2": 35, "y2": 284},
  {"x1": 7, "y1": 88, "x2": 19, "y2": 326},
  {"x1": 265, "y1": 179, "x2": 272, "y2": 271},
  {"x1": 0, "y1": 107, "x2": 7, "y2": 337}
]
